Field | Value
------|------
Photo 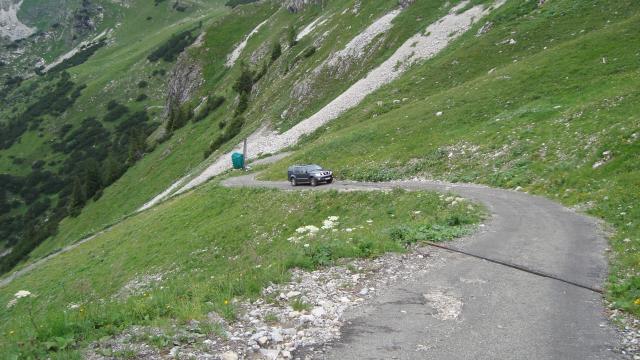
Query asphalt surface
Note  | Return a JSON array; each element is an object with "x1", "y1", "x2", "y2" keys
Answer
[
  {"x1": 0, "y1": 171, "x2": 623, "y2": 359},
  {"x1": 223, "y1": 174, "x2": 623, "y2": 360}
]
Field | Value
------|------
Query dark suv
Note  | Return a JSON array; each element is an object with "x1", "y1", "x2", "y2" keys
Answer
[{"x1": 287, "y1": 164, "x2": 333, "y2": 186}]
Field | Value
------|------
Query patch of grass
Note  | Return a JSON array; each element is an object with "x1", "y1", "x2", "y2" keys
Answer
[
  {"x1": 291, "y1": 298, "x2": 311, "y2": 312},
  {"x1": 0, "y1": 184, "x2": 482, "y2": 356},
  {"x1": 264, "y1": 312, "x2": 279, "y2": 324}
]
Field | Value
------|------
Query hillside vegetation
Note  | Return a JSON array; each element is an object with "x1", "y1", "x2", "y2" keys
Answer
[
  {"x1": 261, "y1": 0, "x2": 640, "y2": 311},
  {"x1": 0, "y1": 0, "x2": 229, "y2": 270},
  {"x1": 0, "y1": 0, "x2": 638, "y2": 357}
]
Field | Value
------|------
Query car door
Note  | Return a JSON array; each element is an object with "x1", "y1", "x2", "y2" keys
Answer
[{"x1": 297, "y1": 166, "x2": 310, "y2": 183}]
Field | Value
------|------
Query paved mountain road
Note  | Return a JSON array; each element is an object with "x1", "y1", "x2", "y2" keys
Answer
[
  {"x1": 0, "y1": 171, "x2": 623, "y2": 359},
  {"x1": 223, "y1": 174, "x2": 622, "y2": 359}
]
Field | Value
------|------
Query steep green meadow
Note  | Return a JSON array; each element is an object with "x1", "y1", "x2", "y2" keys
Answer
[
  {"x1": 27, "y1": 0, "x2": 465, "y2": 259},
  {"x1": 0, "y1": 0, "x2": 229, "y2": 266},
  {"x1": 0, "y1": 180, "x2": 483, "y2": 357},
  {"x1": 261, "y1": 0, "x2": 640, "y2": 312},
  {"x1": 1, "y1": 0, "x2": 638, "y2": 356}
]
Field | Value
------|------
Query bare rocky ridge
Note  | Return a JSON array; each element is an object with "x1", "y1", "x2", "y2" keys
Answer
[
  {"x1": 164, "y1": 51, "x2": 203, "y2": 117},
  {"x1": 283, "y1": 0, "x2": 321, "y2": 13},
  {"x1": 0, "y1": 0, "x2": 34, "y2": 40}
]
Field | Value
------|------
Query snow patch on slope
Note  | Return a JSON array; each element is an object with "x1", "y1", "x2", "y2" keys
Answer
[
  {"x1": 225, "y1": 19, "x2": 269, "y2": 68},
  {"x1": 0, "y1": 0, "x2": 34, "y2": 41},
  {"x1": 139, "y1": 0, "x2": 505, "y2": 209}
]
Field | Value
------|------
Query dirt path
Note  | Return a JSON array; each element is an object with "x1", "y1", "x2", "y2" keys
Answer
[{"x1": 222, "y1": 174, "x2": 622, "y2": 359}]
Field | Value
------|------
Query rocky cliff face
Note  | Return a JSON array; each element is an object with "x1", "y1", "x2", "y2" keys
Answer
[
  {"x1": 0, "y1": 0, "x2": 35, "y2": 40},
  {"x1": 282, "y1": 0, "x2": 321, "y2": 13},
  {"x1": 163, "y1": 51, "x2": 203, "y2": 116}
]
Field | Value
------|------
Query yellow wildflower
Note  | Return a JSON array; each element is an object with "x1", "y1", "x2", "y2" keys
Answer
[
  {"x1": 224, "y1": 300, "x2": 229, "y2": 305},
  {"x1": 634, "y1": 298, "x2": 640, "y2": 306},
  {"x1": 9, "y1": 330, "x2": 14, "y2": 335}
]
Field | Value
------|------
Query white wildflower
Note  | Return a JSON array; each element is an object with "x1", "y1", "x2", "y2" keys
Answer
[
  {"x1": 68, "y1": 304, "x2": 80, "y2": 310},
  {"x1": 303, "y1": 243, "x2": 310, "y2": 248},
  {"x1": 15, "y1": 290, "x2": 32, "y2": 299},
  {"x1": 6, "y1": 290, "x2": 33, "y2": 309},
  {"x1": 322, "y1": 219, "x2": 335, "y2": 229},
  {"x1": 6, "y1": 299, "x2": 17, "y2": 309},
  {"x1": 413, "y1": 210, "x2": 421, "y2": 214},
  {"x1": 445, "y1": 196, "x2": 455, "y2": 202},
  {"x1": 296, "y1": 227, "x2": 308, "y2": 234},
  {"x1": 327, "y1": 216, "x2": 339, "y2": 222},
  {"x1": 344, "y1": 228, "x2": 353, "y2": 232},
  {"x1": 366, "y1": 219, "x2": 373, "y2": 224},
  {"x1": 305, "y1": 225, "x2": 320, "y2": 234}
]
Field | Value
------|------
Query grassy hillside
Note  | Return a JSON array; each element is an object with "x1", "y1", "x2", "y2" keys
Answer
[
  {"x1": 0, "y1": 180, "x2": 483, "y2": 357},
  {"x1": 1, "y1": 0, "x2": 638, "y2": 356},
  {"x1": 0, "y1": 0, "x2": 229, "y2": 270},
  {"x1": 260, "y1": 0, "x2": 640, "y2": 312},
  {"x1": 26, "y1": 0, "x2": 478, "y2": 260}
]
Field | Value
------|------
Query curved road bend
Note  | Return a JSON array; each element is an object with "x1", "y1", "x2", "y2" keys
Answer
[
  {"x1": 0, "y1": 172, "x2": 623, "y2": 359},
  {"x1": 223, "y1": 174, "x2": 622, "y2": 360}
]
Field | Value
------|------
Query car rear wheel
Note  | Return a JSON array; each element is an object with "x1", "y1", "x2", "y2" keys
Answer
[
  {"x1": 311, "y1": 178, "x2": 318, "y2": 187},
  {"x1": 290, "y1": 177, "x2": 297, "y2": 186},
  {"x1": 327, "y1": 179, "x2": 333, "y2": 184}
]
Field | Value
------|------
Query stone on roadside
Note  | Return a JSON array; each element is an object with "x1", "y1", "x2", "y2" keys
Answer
[
  {"x1": 259, "y1": 349, "x2": 279, "y2": 360},
  {"x1": 221, "y1": 351, "x2": 239, "y2": 360}
]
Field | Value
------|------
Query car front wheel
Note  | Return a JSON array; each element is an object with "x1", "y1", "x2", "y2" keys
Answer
[
  {"x1": 290, "y1": 177, "x2": 297, "y2": 186},
  {"x1": 311, "y1": 178, "x2": 318, "y2": 187}
]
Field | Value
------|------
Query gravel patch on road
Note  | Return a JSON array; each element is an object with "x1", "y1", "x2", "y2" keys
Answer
[
  {"x1": 87, "y1": 245, "x2": 448, "y2": 359},
  {"x1": 609, "y1": 307, "x2": 640, "y2": 359},
  {"x1": 155, "y1": 0, "x2": 504, "y2": 201}
]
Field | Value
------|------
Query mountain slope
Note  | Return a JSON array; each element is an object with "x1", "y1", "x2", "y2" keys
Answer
[
  {"x1": 0, "y1": 0, "x2": 639, "y2": 357},
  {"x1": 0, "y1": 0, "x2": 229, "y2": 271}
]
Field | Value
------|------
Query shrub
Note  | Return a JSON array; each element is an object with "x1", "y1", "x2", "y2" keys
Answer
[
  {"x1": 270, "y1": 42, "x2": 282, "y2": 62},
  {"x1": 103, "y1": 102, "x2": 129, "y2": 122},
  {"x1": 287, "y1": 26, "x2": 297, "y2": 47},
  {"x1": 48, "y1": 40, "x2": 106, "y2": 73},
  {"x1": 135, "y1": 94, "x2": 148, "y2": 102},
  {"x1": 147, "y1": 29, "x2": 197, "y2": 62},
  {"x1": 234, "y1": 92, "x2": 249, "y2": 116},
  {"x1": 225, "y1": 0, "x2": 258, "y2": 8},
  {"x1": 194, "y1": 95, "x2": 225, "y2": 122},
  {"x1": 232, "y1": 65, "x2": 255, "y2": 95},
  {"x1": 138, "y1": 80, "x2": 148, "y2": 88},
  {"x1": 302, "y1": 46, "x2": 316, "y2": 58},
  {"x1": 204, "y1": 116, "x2": 245, "y2": 158}
]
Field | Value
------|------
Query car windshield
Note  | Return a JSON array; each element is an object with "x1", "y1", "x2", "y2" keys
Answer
[{"x1": 307, "y1": 165, "x2": 322, "y2": 171}]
